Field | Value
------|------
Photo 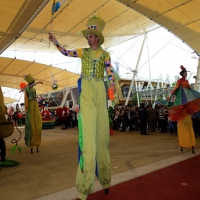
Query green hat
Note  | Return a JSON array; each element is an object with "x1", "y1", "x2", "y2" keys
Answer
[
  {"x1": 82, "y1": 16, "x2": 105, "y2": 45},
  {"x1": 24, "y1": 74, "x2": 35, "y2": 85}
]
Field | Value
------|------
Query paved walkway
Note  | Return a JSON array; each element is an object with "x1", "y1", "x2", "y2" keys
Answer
[{"x1": 1, "y1": 126, "x2": 199, "y2": 200}]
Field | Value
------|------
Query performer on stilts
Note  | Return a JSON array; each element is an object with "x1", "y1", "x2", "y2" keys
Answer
[
  {"x1": 49, "y1": 16, "x2": 116, "y2": 200},
  {"x1": 162, "y1": 65, "x2": 200, "y2": 153},
  {"x1": 23, "y1": 74, "x2": 43, "y2": 154}
]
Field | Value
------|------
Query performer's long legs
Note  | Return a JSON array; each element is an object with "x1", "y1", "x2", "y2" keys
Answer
[
  {"x1": 76, "y1": 79, "x2": 111, "y2": 200},
  {"x1": 177, "y1": 115, "x2": 196, "y2": 149}
]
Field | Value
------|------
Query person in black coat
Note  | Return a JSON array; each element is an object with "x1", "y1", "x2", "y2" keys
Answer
[
  {"x1": 138, "y1": 103, "x2": 149, "y2": 135},
  {"x1": 120, "y1": 107, "x2": 128, "y2": 132},
  {"x1": 127, "y1": 107, "x2": 134, "y2": 131}
]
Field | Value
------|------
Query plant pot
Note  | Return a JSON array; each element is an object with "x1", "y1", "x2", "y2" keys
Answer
[{"x1": 0, "y1": 122, "x2": 14, "y2": 139}]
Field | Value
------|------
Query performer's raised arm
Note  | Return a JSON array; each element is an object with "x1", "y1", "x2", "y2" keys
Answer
[{"x1": 48, "y1": 33, "x2": 79, "y2": 57}]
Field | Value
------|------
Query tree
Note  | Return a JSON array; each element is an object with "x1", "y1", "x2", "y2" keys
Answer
[{"x1": 132, "y1": 92, "x2": 139, "y2": 106}]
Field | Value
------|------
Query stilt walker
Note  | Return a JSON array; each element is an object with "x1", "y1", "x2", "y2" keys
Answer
[
  {"x1": 23, "y1": 74, "x2": 43, "y2": 154},
  {"x1": 49, "y1": 15, "x2": 116, "y2": 199},
  {"x1": 161, "y1": 65, "x2": 200, "y2": 153}
]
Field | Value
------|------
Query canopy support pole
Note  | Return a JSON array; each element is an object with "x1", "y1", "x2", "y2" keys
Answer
[
  {"x1": 194, "y1": 56, "x2": 200, "y2": 92},
  {"x1": 125, "y1": 33, "x2": 146, "y2": 106},
  {"x1": 60, "y1": 87, "x2": 70, "y2": 107}
]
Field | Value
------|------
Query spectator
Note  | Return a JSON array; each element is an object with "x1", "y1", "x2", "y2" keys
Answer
[
  {"x1": 120, "y1": 107, "x2": 127, "y2": 132},
  {"x1": 138, "y1": 103, "x2": 149, "y2": 135},
  {"x1": 148, "y1": 104, "x2": 157, "y2": 132},
  {"x1": 127, "y1": 107, "x2": 134, "y2": 131},
  {"x1": 114, "y1": 108, "x2": 120, "y2": 131}
]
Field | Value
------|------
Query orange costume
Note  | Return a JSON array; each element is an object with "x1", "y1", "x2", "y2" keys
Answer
[{"x1": 162, "y1": 66, "x2": 200, "y2": 149}]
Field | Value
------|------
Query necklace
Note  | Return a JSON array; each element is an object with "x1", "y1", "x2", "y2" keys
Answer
[{"x1": 89, "y1": 47, "x2": 102, "y2": 60}]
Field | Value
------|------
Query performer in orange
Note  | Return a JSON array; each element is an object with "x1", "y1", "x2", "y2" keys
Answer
[{"x1": 163, "y1": 65, "x2": 200, "y2": 153}]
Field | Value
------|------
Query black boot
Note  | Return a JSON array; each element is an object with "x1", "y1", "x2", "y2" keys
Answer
[
  {"x1": 105, "y1": 188, "x2": 109, "y2": 194},
  {"x1": 192, "y1": 146, "x2": 195, "y2": 154},
  {"x1": 37, "y1": 147, "x2": 39, "y2": 152},
  {"x1": 31, "y1": 148, "x2": 33, "y2": 154}
]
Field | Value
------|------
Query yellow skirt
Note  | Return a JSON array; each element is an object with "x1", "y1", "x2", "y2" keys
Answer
[
  {"x1": 25, "y1": 100, "x2": 42, "y2": 148},
  {"x1": 177, "y1": 114, "x2": 195, "y2": 148}
]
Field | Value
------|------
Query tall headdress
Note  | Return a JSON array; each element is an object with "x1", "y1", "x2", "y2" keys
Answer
[
  {"x1": 24, "y1": 74, "x2": 35, "y2": 85},
  {"x1": 179, "y1": 65, "x2": 188, "y2": 76},
  {"x1": 82, "y1": 16, "x2": 105, "y2": 45}
]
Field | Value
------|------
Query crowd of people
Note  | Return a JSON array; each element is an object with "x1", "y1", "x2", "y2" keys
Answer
[
  {"x1": 7, "y1": 105, "x2": 78, "y2": 130},
  {"x1": 110, "y1": 103, "x2": 200, "y2": 137},
  {"x1": 9, "y1": 101, "x2": 200, "y2": 138}
]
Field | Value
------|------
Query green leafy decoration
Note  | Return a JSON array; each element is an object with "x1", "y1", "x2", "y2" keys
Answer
[
  {"x1": 132, "y1": 92, "x2": 140, "y2": 106},
  {"x1": 11, "y1": 145, "x2": 17, "y2": 154},
  {"x1": 18, "y1": 146, "x2": 21, "y2": 153}
]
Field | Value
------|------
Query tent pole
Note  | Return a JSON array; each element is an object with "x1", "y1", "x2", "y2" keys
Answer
[
  {"x1": 194, "y1": 57, "x2": 200, "y2": 91},
  {"x1": 125, "y1": 33, "x2": 146, "y2": 106}
]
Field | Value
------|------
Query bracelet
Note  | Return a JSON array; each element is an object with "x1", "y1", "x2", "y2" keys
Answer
[{"x1": 110, "y1": 80, "x2": 115, "y2": 85}]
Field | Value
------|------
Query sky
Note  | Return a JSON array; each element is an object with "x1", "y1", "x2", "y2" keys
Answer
[
  {"x1": 108, "y1": 27, "x2": 198, "y2": 84},
  {"x1": 1, "y1": 26, "x2": 199, "y2": 103}
]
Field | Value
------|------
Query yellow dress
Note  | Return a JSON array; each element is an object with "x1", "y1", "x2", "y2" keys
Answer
[
  {"x1": 24, "y1": 87, "x2": 42, "y2": 148},
  {"x1": 177, "y1": 114, "x2": 195, "y2": 148}
]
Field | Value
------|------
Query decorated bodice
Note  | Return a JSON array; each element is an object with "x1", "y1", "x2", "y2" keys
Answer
[
  {"x1": 171, "y1": 78, "x2": 190, "y2": 95},
  {"x1": 81, "y1": 48, "x2": 109, "y2": 81},
  {"x1": 26, "y1": 87, "x2": 37, "y2": 101},
  {"x1": 178, "y1": 78, "x2": 190, "y2": 88}
]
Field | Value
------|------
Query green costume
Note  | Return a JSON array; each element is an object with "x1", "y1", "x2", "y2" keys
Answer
[
  {"x1": 24, "y1": 75, "x2": 42, "y2": 149},
  {"x1": 76, "y1": 48, "x2": 111, "y2": 200},
  {"x1": 53, "y1": 16, "x2": 115, "y2": 200}
]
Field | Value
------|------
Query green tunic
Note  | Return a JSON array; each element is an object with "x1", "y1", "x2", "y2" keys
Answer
[{"x1": 24, "y1": 87, "x2": 42, "y2": 148}]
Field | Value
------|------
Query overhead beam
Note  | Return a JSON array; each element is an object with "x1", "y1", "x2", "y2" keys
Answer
[
  {"x1": 0, "y1": 0, "x2": 50, "y2": 55},
  {"x1": 118, "y1": 0, "x2": 200, "y2": 53}
]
